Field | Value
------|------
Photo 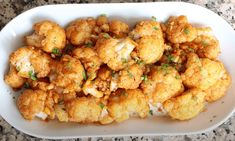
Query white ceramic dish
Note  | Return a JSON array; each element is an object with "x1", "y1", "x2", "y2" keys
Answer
[{"x1": 0, "y1": 2, "x2": 235, "y2": 139}]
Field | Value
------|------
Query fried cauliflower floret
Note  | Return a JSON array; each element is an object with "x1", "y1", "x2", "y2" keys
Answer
[
  {"x1": 9, "y1": 46, "x2": 51, "y2": 78},
  {"x1": 107, "y1": 89, "x2": 149, "y2": 122},
  {"x1": 180, "y1": 34, "x2": 220, "y2": 60},
  {"x1": 27, "y1": 78, "x2": 54, "y2": 91},
  {"x1": 96, "y1": 15, "x2": 108, "y2": 26},
  {"x1": 66, "y1": 18, "x2": 96, "y2": 46},
  {"x1": 96, "y1": 35, "x2": 137, "y2": 71},
  {"x1": 17, "y1": 89, "x2": 59, "y2": 120},
  {"x1": 82, "y1": 66, "x2": 117, "y2": 98},
  {"x1": 49, "y1": 55, "x2": 85, "y2": 93},
  {"x1": 109, "y1": 20, "x2": 129, "y2": 37},
  {"x1": 136, "y1": 36, "x2": 164, "y2": 64},
  {"x1": 65, "y1": 97, "x2": 102, "y2": 123},
  {"x1": 17, "y1": 89, "x2": 47, "y2": 120},
  {"x1": 181, "y1": 53, "x2": 225, "y2": 90},
  {"x1": 141, "y1": 65, "x2": 184, "y2": 104},
  {"x1": 54, "y1": 92, "x2": 77, "y2": 122},
  {"x1": 166, "y1": 15, "x2": 197, "y2": 43},
  {"x1": 4, "y1": 65, "x2": 26, "y2": 89},
  {"x1": 205, "y1": 71, "x2": 232, "y2": 102},
  {"x1": 55, "y1": 104, "x2": 69, "y2": 122},
  {"x1": 73, "y1": 46, "x2": 102, "y2": 78},
  {"x1": 129, "y1": 20, "x2": 163, "y2": 40},
  {"x1": 25, "y1": 20, "x2": 66, "y2": 53},
  {"x1": 44, "y1": 91, "x2": 59, "y2": 119},
  {"x1": 163, "y1": 89, "x2": 206, "y2": 120},
  {"x1": 117, "y1": 64, "x2": 143, "y2": 89},
  {"x1": 193, "y1": 35, "x2": 220, "y2": 59}
]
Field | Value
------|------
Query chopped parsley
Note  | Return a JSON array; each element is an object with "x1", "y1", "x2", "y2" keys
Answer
[
  {"x1": 24, "y1": 82, "x2": 30, "y2": 89},
  {"x1": 141, "y1": 75, "x2": 148, "y2": 82},
  {"x1": 103, "y1": 33, "x2": 110, "y2": 39},
  {"x1": 52, "y1": 48, "x2": 62, "y2": 56},
  {"x1": 111, "y1": 71, "x2": 115, "y2": 77},
  {"x1": 127, "y1": 70, "x2": 133, "y2": 78},
  {"x1": 161, "y1": 63, "x2": 169, "y2": 70},
  {"x1": 82, "y1": 71, "x2": 87, "y2": 80},
  {"x1": 134, "y1": 57, "x2": 145, "y2": 65},
  {"x1": 153, "y1": 26, "x2": 159, "y2": 30},
  {"x1": 151, "y1": 16, "x2": 156, "y2": 21},
  {"x1": 149, "y1": 110, "x2": 153, "y2": 116},
  {"x1": 175, "y1": 75, "x2": 180, "y2": 79},
  {"x1": 85, "y1": 41, "x2": 93, "y2": 47},
  {"x1": 167, "y1": 54, "x2": 175, "y2": 63},
  {"x1": 183, "y1": 28, "x2": 190, "y2": 35},
  {"x1": 188, "y1": 48, "x2": 194, "y2": 52},
  {"x1": 202, "y1": 40, "x2": 208, "y2": 46},
  {"x1": 121, "y1": 58, "x2": 128, "y2": 64},
  {"x1": 28, "y1": 70, "x2": 37, "y2": 81},
  {"x1": 99, "y1": 103, "x2": 105, "y2": 109},
  {"x1": 16, "y1": 66, "x2": 20, "y2": 71}
]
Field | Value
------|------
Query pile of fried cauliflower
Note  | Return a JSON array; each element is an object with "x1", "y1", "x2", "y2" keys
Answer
[{"x1": 4, "y1": 15, "x2": 231, "y2": 124}]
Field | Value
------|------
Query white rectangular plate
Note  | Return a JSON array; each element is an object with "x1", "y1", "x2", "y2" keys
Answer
[{"x1": 0, "y1": 2, "x2": 235, "y2": 139}]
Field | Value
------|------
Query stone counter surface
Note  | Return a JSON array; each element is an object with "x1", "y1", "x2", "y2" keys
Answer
[{"x1": 0, "y1": 0, "x2": 235, "y2": 141}]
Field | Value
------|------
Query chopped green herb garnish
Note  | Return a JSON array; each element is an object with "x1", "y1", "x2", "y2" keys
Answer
[
  {"x1": 111, "y1": 71, "x2": 115, "y2": 77},
  {"x1": 82, "y1": 71, "x2": 87, "y2": 80},
  {"x1": 149, "y1": 110, "x2": 153, "y2": 116},
  {"x1": 85, "y1": 42, "x2": 93, "y2": 47},
  {"x1": 24, "y1": 82, "x2": 30, "y2": 89},
  {"x1": 151, "y1": 16, "x2": 156, "y2": 21},
  {"x1": 134, "y1": 57, "x2": 145, "y2": 65},
  {"x1": 161, "y1": 63, "x2": 169, "y2": 70},
  {"x1": 121, "y1": 58, "x2": 128, "y2": 64},
  {"x1": 103, "y1": 33, "x2": 110, "y2": 39},
  {"x1": 175, "y1": 75, "x2": 180, "y2": 79},
  {"x1": 202, "y1": 40, "x2": 208, "y2": 46},
  {"x1": 99, "y1": 103, "x2": 105, "y2": 109},
  {"x1": 183, "y1": 28, "x2": 190, "y2": 35},
  {"x1": 153, "y1": 26, "x2": 159, "y2": 30},
  {"x1": 16, "y1": 66, "x2": 20, "y2": 71},
  {"x1": 188, "y1": 48, "x2": 194, "y2": 52},
  {"x1": 52, "y1": 48, "x2": 62, "y2": 56},
  {"x1": 141, "y1": 75, "x2": 148, "y2": 82},
  {"x1": 28, "y1": 70, "x2": 37, "y2": 81},
  {"x1": 167, "y1": 54, "x2": 175, "y2": 63},
  {"x1": 127, "y1": 70, "x2": 133, "y2": 78}
]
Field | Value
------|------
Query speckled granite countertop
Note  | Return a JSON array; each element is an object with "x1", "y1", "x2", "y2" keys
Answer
[{"x1": 0, "y1": 0, "x2": 235, "y2": 141}]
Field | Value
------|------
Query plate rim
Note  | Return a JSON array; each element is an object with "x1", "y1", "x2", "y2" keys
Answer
[{"x1": 0, "y1": 1, "x2": 235, "y2": 139}]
